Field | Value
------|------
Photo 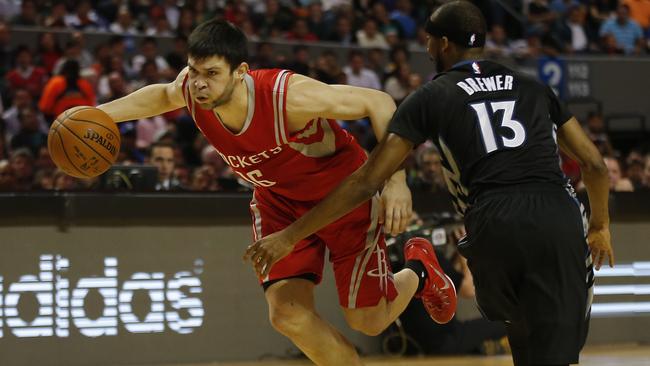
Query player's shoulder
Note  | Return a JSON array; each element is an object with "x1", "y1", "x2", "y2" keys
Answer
[{"x1": 249, "y1": 68, "x2": 295, "y2": 92}]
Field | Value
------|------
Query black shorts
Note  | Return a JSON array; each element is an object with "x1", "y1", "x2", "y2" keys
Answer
[{"x1": 458, "y1": 183, "x2": 594, "y2": 365}]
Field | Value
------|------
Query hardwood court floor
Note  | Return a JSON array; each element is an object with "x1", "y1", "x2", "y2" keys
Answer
[{"x1": 148, "y1": 344, "x2": 650, "y2": 366}]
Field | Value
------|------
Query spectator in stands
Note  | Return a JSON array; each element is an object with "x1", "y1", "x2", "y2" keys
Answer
[
  {"x1": 485, "y1": 24, "x2": 529, "y2": 58},
  {"x1": 166, "y1": 36, "x2": 189, "y2": 73},
  {"x1": 34, "y1": 145, "x2": 56, "y2": 172},
  {"x1": 390, "y1": 0, "x2": 417, "y2": 38},
  {"x1": 328, "y1": 16, "x2": 357, "y2": 45},
  {"x1": 307, "y1": 1, "x2": 330, "y2": 40},
  {"x1": 366, "y1": 47, "x2": 386, "y2": 81},
  {"x1": 254, "y1": 0, "x2": 293, "y2": 38},
  {"x1": 147, "y1": 15, "x2": 175, "y2": 37},
  {"x1": 6, "y1": 45, "x2": 47, "y2": 100},
  {"x1": 372, "y1": 2, "x2": 404, "y2": 40},
  {"x1": 11, "y1": 0, "x2": 38, "y2": 26},
  {"x1": 109, "y1": 6, "x2": 138, "y2": 35},
  {"x1": 408, "y1": 145, "x2": 447, "y2": 193},
  {"x1": 191, "y1": 0, "x2": 214, "y2": 25},
  {"x1": 44, "y1": 2, "x2": 67, "y2": 28},
  {"x1": 286, "y1": 18, "x2": 319, "y2": 42},
  {"x1": 10, "y1": 107, "x2": 47, "y2": 157},
  {"x1": 639, "y1": 154, "x2": 650, "y2": 189},
  {"x1": 132, "y1": 37, "x2": 172, "y2": 80},
  {"x1": 176, "y1": 7, "x2": 197, "y2": 39},
  {"x1": 588, "y1": 0, "x2": 619, "y2": 34},
  {"x1": 624, "y1": 0, "x2": 650, "y2": 31},
  {"x1": 52, "y1": 37, "x2": 93, "y2": 75},
  {"x1": 550, "y1": 0, "x2": 581, "y2": 15},
  {"x1": 190, "y1": 165, "x2": 220, "y2": 191},
  {"x1": 71, "y1": 32, "x2": 95, "y2": 70},
  {"x1": 585, "y1": 111, "x2": 615, "y2": 156},
  {"x1": 162, "y1": 0, "x2": 181, "y2": 29},
  {"x1": 313, "y1": 50, "x2": 341, "y2": 84},
  {"x1": 384, "y1": 45, "x2": 410, "y2": 80},
  {"x1": 554, "y1": 4, "x2": 596, "y2": 53},
  {"x1": 625, "y1": 151, "x2": 647, "y2": 189},
  {"x1": 384, "y1": 62, "x2": 412, "y2": 103},
  {"x1": 343, "y1": 50, "x2": 382, "y2": 90},
  {"x1": 9, "y1": 147, "x2": 34, "y2": 191},
  {"x1": 604, "y1": 156, "x2": 635, "y2": 191},
  {"x1": 0, "y1": 22, "x2": 11, "y2": 80},
  {"x1": 38, "y1": 59, "x2": 96, "y2": 121},
  {"x1": 357, "y1": 18, "x2": 390, "y2": 49},
  {"x1": 527, "y1": 0, "x2": 558, "y2": 33},
  {"x1": 99, "y1": 71, "x2": 129, "y2": 104},
  {"x1": 0, "y1": 159, "x2": 16, "y2": 191},
  {"x1": 600, "y1": 4, "x2": 645, "y2": 54},
  {"x1": 52, "y1": 169, "x2": 79, "y2": 191},
  {"x1": 283, "y1": 45, "x2": 311, "y2": 75},
  {"x1": 65, "y1": 0, "x2": 103, "y2": 31},
  {"x1": 33, "y1": 168, "x2": 55, "y2": 190},
  {"x1": 2, "y1": 88, "x2": 48, "y2": 143},
  {"x1": 137, "y1": 111, "x2": 170, "y2": 150},
  {"x1": 148, "y1": 141, "x2": 183, "y2": 191},
  {"x1": 174, "y1": 164, "x2": 191, "y2": 189},
  {"x1": 36, "y1": 32, "x2": 62, "y2": 76}
]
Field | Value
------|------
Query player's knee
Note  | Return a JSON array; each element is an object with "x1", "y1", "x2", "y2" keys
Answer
[
  {"x1": 268, "y1": 304, "x2": 313, "y2": 337},
  {"x1": 345, "y1": 312, "x2": 387, "y2": 336}
]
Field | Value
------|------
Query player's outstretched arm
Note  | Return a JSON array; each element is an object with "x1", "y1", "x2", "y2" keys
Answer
[
  {"x1": 97, "y1": 67, "x2": 188, "y2": 123},
  {"x1": 557, "y1": 117, "x2": 613, "y2": 270},
  {"x1": 285, "y1": 75, "x2": 410, "y2": 235},
  {"x1": 244, "y1": 133, "x2": 413, "y2": 277},
  {"x1": 285, "y1": 75, "x2": 396, "y2": 141}
]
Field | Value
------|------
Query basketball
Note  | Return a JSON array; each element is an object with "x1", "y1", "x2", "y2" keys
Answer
[{"x1": 47, "y1": 106, "x2": 121, "y2": 178}]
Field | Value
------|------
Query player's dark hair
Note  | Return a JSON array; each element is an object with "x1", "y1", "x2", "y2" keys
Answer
[
  {"x1": 188, "y1": 19, "x2": 248, "y2": 71},
  {"x1": 427, "y1": 0, "x2": 487, "y2": 49}
]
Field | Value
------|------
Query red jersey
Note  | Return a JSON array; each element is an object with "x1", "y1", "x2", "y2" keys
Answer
[{"x1": 182, "y1": 69, "x2": 367, "y2": 201}]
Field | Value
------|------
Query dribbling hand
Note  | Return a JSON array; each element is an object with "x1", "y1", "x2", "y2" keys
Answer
[{"x1": 243, "y1": 230, "x2": 295, "y2": 277}]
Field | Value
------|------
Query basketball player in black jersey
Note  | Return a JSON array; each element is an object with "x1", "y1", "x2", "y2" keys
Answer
[{"x1": 246, "y1": 1, "x2": 614, "y2": 365}]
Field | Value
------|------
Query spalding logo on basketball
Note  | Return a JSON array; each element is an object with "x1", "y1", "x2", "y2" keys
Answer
[{"x1": 48, "y1": 106, "x2": 121, "y2": 178}]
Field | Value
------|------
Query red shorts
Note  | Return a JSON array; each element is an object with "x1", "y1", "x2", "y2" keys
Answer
[{"x1": 249, "y1": 189, "x2": 398, "y2": 309}]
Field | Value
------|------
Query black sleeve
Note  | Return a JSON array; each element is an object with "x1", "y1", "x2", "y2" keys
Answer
[
  {"x1": 545, "y1": 85, "x2": 573, "y2": 127},
  {"x1": 386, "y1": 87, "x2": 433, "y2": 146}
]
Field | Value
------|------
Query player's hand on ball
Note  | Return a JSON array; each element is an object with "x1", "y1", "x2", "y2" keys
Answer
[
  {"x1": 587, "y1": 225, "x2": 614, "y2": 270},
  {"x1": 379, "y1": 177, "x2": 412, "y2": 236},
  {"x1": 244, "y1": 231, "x2": 295, "y2": 277}
]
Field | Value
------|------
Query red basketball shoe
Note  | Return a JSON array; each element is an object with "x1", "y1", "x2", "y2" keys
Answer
[{"x1": 404, "y1": 237, "x2": 457, "y2": 324}]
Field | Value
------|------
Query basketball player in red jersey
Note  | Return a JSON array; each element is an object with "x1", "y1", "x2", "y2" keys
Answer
[{"x1": 97, "y1": 20, "x2": 456, "y2": 365}]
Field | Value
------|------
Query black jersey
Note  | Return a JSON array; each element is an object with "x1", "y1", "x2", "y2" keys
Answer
[{"x1": 387, "y1": 60, "x2": 572, "y2": 215}]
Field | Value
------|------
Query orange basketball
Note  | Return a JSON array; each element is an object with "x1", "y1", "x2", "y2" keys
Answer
[{"x1": 47, "y1": 106, "x2": 121, "y2": 178}]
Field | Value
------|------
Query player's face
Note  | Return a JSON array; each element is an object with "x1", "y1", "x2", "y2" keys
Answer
[{"x1": 187, "y1": 56, "x2": 246, "y2": 110}]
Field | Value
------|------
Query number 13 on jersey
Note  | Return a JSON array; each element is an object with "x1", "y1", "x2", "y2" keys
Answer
[{"x1": 470, "y1": 100, "x2": 526, "y2": 154}]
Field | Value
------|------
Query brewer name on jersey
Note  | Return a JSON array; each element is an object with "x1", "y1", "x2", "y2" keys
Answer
[{"x1": 456, "y1": 74, "x2": 514, "y2": 96}]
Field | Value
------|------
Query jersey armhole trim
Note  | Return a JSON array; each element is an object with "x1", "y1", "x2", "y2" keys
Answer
[{"x1": 272, "y1": 70, "x2": 291, "y2": 146}]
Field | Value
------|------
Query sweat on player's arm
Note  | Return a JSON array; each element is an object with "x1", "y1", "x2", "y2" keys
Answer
[
  {"x1": 244, "y1": 132, "x2": 414, "y2": 277},
  {"x1": 97, "y1": 67, "x2": 188, "y2": 123},
  {"x1": 557, "y1": 117, "x2": 614, "y2": 270}
]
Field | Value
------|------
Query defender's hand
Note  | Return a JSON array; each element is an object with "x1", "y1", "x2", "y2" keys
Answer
[
  {"x1": 379, "y1": 178, "x2": 412, "y2": 236},
  {"x1": 244, "y1": 231, "x2": 295, "y2": 277},
  {"x1": 587, "y1": 226, "x2": 614, "y2": 270}
]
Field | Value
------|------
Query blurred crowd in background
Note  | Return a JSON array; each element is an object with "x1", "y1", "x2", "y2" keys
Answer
[{"x1": 0, "y1": 0, "x2": 649, "y2": 193}]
